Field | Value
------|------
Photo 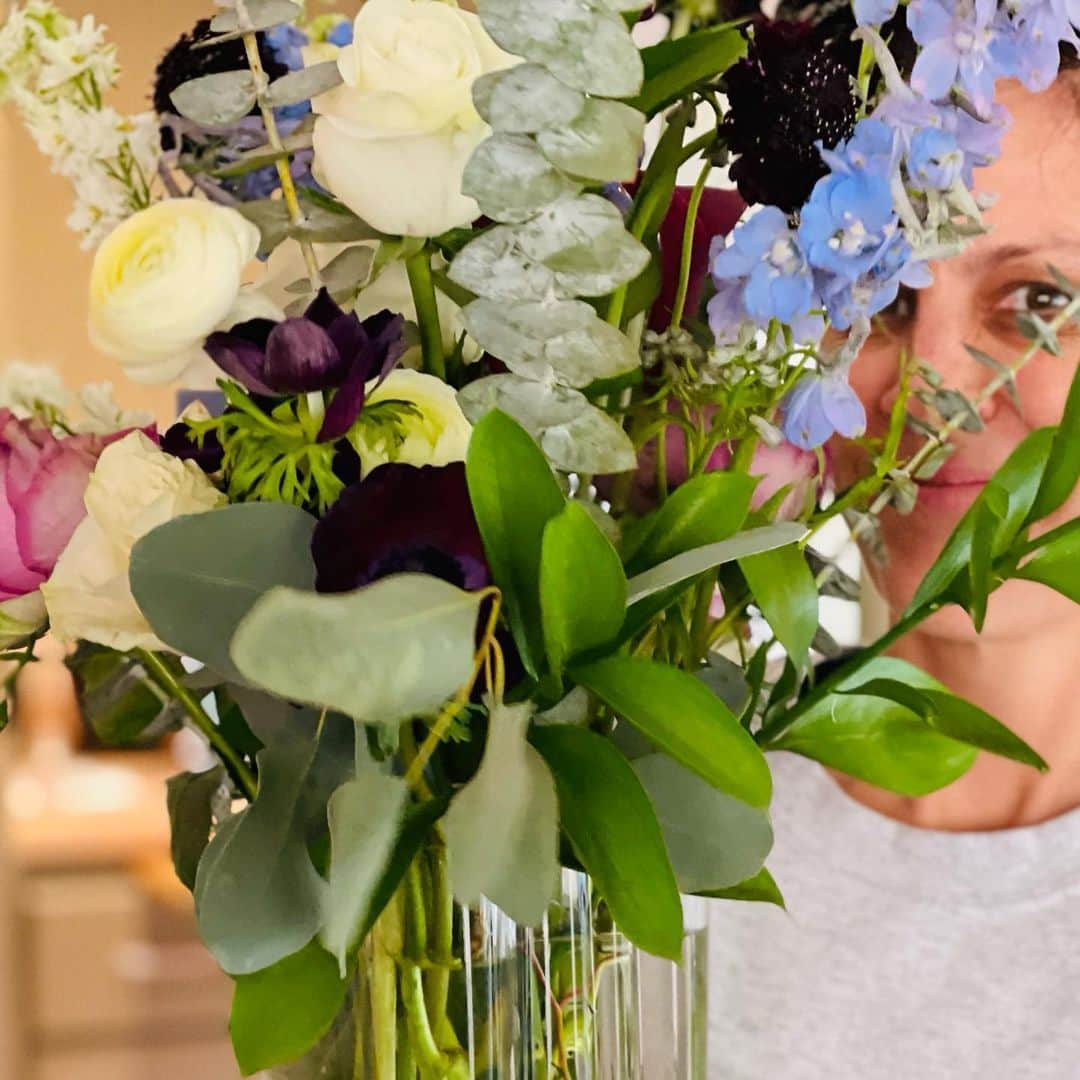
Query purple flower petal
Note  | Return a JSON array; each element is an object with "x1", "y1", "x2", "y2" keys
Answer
[
  {"x1": 264, "y1": 318, "x2": 348, "y2": 393},
  {"x1": 317, "y1": 362, "x2": 367, "y2": 443},
  {"x1": 204, "y1": 319, "x2": 277, "y2": 395}
]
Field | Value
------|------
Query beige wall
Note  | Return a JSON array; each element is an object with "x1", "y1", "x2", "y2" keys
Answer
[{"x1": 2, "y1": 0, "x2": 214, "y2": 423}]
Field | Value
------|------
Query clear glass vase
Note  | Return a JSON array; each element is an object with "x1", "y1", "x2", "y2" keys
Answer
[{"x1": 271, "y1": 869, "x2": 707, "y2": 1079}]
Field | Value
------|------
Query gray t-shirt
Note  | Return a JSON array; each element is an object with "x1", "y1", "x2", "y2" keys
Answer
[{"x1": 708, "y1": 750, "x2": 1080, "y2": 1079}]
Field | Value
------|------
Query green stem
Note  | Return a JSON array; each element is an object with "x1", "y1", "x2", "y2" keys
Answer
[
  {"x1": 669, "y1": 160, "x2": 712, "y2": 330},
  {"x1": 406, "y1": 248, "x2": 446, "y2": 381},
  {"x1": 423, "y1": 843, "x2": 456, "y2": 1050},
  {"x1": 371, "y1": 901, "x2": 401, "y2": 1080},
  {"x1": 136, "y1": 650, "x2": 256, "y2": 800},
  {"x1": 401, "y1": 962, "x2": 447, "y2": 1075}
]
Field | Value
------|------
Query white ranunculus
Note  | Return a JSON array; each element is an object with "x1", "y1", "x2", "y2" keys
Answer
[
  {"x1": 88, "y1": 199, "x2": 261, "y2": 385},
  {"x1": 310, "y1": 0, "x2": 517, "y2": 237},
  {"x1": 42, "y1": 432, "x2": 226, "y2": 652},
  {"x1": 352, "y1": 369, "x2": 472, "y2": 474}
]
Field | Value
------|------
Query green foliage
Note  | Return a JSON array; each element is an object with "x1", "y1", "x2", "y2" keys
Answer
[
  {"x1": 170, "y1": 71, "x2": 257, "y2": 128},
  {"x1": 466, "y1": 410, "x2": 566, "y2": 677},
  {"x1": 767, "y1": 658, "x2": 978, "y2": 795},
  {"x1": 231, "y1": 575, "x2": 485, "y2": 727},
  {"x1": 472, "y1": 64, "x2": 586, "y2": 134},
  {"x1": 129, "y1": 502, "x2": 317, "y2": 685},
  {"x1": 571, "y1": 654, "x2": 772, "y2": 808},
  {"x1": 540, "y1": 502, "x2": 627, "y2": 677},
  {"x1": 445, "y1": 701, "x2": 560, "y2": 926},
  {"x1": 265, "y1": 60, "x2": 342, "y2": 109},
  {"x1": 632, "y1": 754, "x2": 773, "y2": 893},
  {"x1": 229, "y1": 939, "x2": 348, "y2": 1077},
  {"x1": 739, "y1": 545, "x2": 818, "y2": 671},
  {"x1": 698, "y1": 866, "x2": 786, "y2": 909},
  {"x1": 209, "y1": 0, "x2": 302, "y2": 33},
  {"x1": 462, "y1": 135, "x2": 583, "y2": 223},
  {"x1": 166, "y1": 766, "x2": 227, "y2": 892},
  {"x1": 531, "y1": 725, "x2": 684, "y2": 961},
  {"x1": 1027, "y1": 362, "x2": 1080, "y2": 523},
  {"x1": 536, "y1": 99, "x2": 645, "y2": 181},
  {"x1": 1015, "y1": 523, "x2": 1080, "y2": 603}
]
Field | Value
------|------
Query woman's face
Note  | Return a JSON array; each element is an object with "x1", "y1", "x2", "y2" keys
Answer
[{"x1": 832, "y1": 78, "x2": 1080, "y2": 641}]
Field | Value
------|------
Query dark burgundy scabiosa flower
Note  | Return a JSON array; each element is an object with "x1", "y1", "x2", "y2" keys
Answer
[
  {"x1": 721, "y1": 19, "x2": 858, "y2": 213},
  {"x1": 204, "y1": 289, "x2": 406, "y2": 442},
  {"x1": 312, "y1": 462, "x2": 490, "y2": 594}
]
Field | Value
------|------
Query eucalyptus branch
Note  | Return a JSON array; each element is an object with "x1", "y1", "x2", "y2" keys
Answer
[{"x1": 234, "y1": 0, "x2": 322, "y2": 288}]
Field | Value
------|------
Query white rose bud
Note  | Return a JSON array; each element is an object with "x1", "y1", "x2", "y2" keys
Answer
[
  {"x1": 310, "y1": 0, "x2": 517, "y2": 237},
  {"x1": 352, "y1": 369, "x2": 472, "y2": 475},
  {"x1": 88, "y1": 199, "x2": 261, "y2": 385},
  {"x1": 42, "y1": 432, "x2": 227, "y2": 652}
]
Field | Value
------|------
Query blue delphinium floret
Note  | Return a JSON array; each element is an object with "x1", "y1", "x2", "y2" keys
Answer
[
  {"x1": 782, "y1": 369, "x2": 868, "y2": 450},
  {"x1": 326, "y1": 19, "x2": 354, "y2": 47},
  {"x1": 820, "y1": 236, "x2": 933, "y2": 330},
  {"x1": 907, "y1": 127, "x2": 965, "y2": 190},
  {"x1": 908, "y1": 0, "x2": 1018, "y2": 116},
  {"x1": 709, "y1": 207, "x2": 822, "y2": 342},
  {"x1": 1005, "y1": 0, "x2": 1080, "y2": 91},
  {"x1": 854, "y1": 0, "x2": 900, "y2": 26}
]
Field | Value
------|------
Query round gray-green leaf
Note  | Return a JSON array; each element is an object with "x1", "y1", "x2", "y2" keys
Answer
[
  {"x1": 475, "y1": 0, "x2": 644, "y2": 98},
  {"x1": 537, "y1": 100, "x2": 645, "y2": 183},
  {"x1": 463, "y1": 299, "x2": 639, "y2": 387},
  {"x1": 129, "y1": 502, "x2": 317, "y2": 685},
  {"x1": 231, "y1": 575, "x2": 486, "y2": 728},
  {"x1": 541, "y1": 405, "x2": 637, "y2": 474},
  {"x1": 462, "y1": 135, "x2": 582, "y2": 225},
  {"x1": 266, "y1": 60, "x2": 343, "y2": 109},
  {"x1": 171, "y1": 70, "x2": 258, "y2": 128},
  {"x1": 472, "y1": 64, "x2": 585, "y2": 134},
  {"x1": 457, "y1": 374, "x2": 590, "y2": 435},
  {"x1": 210, "y1": 0, "x2": 302, "y2": 32},
  {"x1": 449, "y1": 226, "x2": 558, "y2": 302},
  {"x1": 633, "y1": 754, "x2": 773, "y2": 893}
]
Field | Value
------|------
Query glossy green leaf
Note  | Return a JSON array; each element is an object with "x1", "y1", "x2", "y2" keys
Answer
[
  {"x1": 629, "y1": 23, "x2": 747, "y2": 116},
  {"x1": 696, "y1": 654, "x2": 752, "y2": 715},
  {"x1": 130, "y1": 503, "x2": 316, "y2": 685},
  {"x1": 625, "y1": 522, "x2": 806, "y2": 605},
  {"x1": 531, "y1": 726, "x2": 683, "y2": 960},
  {"x1": 195, "y1": 732, "x2": 327, "y2": 975},
  {"x1": 170, "y1": 70, "x2": 257, "y2": 128},
  {"x1": 840, "y1": 677, "x2": 1047, "y2": 771},
  {"x1": 1015, "y1": 523, "x2": 1080, "y2": 602},
  {"x1": 698, "y1": 866, "x2": 785, "y2": 909},
  {"x1": 320, "y1": 771, "x2": 411, "y2": 974},
  {"x1": 467, "y1": 410, "x2": 566, "y2": 677},
  {"x1": 625, "y1": 473, "x2": 756, "y2": 575},
  {"x1": 472, "y1": 63, "x2": 585, "y2": 133},
  {"x1": 229, "y1": 939, "x2": 347, "y2": 1076},
  {"x1": 537, "y1": 99, "x2": 645, "y2": 182},
  {"x1": 633, "y1": 754, "x2": 772, "y2": 893},
  {"x1": 739, "y1": 545, "x2": 818, "y2": 671},
  {"x1": 231, "y1": 575, "x2": 485, "y2": 727},
  {"x1": 445, "y1": 702, "x2": 559, "y2": 925},
  {"x1": 571, "y1": 655, "x2": 772, "y2": 808},
  {"x1": 166, "y1": 767, "x2": 227, "y2": 892},
  {"x1": 769, "y1": 658, "x2": 977, "y2": 796},
  {"x1": 540, "y1": 502, "x2": 627, "y2": 675},
  {"x1": 1028, "y1": 362, "x2": 1080, "y2": 522},
  {"x1": 968, "y1": 484, "x2": 1008, "y2": 631}
]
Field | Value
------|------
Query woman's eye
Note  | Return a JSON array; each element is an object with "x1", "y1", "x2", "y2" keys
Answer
[{"x1": 998, "y1": 283, "x2": 1072, "y2": 315}]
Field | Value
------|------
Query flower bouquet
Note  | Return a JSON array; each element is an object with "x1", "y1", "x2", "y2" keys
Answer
[{"x1": 1, "y1": 0, "x2": 1078, "y2": 1076}]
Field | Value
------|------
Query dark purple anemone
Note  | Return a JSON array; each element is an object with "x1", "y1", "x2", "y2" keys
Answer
[
  {"x1": 204, "y1": 289, "x2": 406, "y2": 442},
  {"x1": 312, "y1": 462, "x2": 490, "y2": 594},
  {"x1": 161, "y1": 421, "x2": 224, "y2": 473}
]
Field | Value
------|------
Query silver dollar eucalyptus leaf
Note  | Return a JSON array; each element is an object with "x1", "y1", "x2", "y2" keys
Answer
[
  {"x1": 457, "y1": 374, "x2": 590, "y2": 434},
  {"x1": 449, "y1": 226, "x2": 558, "y2": 302},
  {"x1": 541, "y1": 404, "x2": 637, "y2": 474},
  {"x1": 266, "y1": 61, "x2": 344, "y2": 109},
  {"x1": 462, "y1": 135, "x2": 582, "y2": 224},
  {"x1": 517, "y1": 195, "x2": 651, "y2": 297},
  {"x1": 464, "y1": 299, "x2": 639, "y2": 387},
  {"x1": 475, "y1": 0, "x2": 644, "y2": 98},
  {"x1": 170, "y1": 70, "x2": 258, "y2": 128},
  {"x1": 472, "y1": 64, "x2": 586, "y2": 134},
  {"x1": 537, "y1": 99, "x2": 646, "y2": 182},
  {"x1": 210, "y1": 0, "x2": 302, "y2": 32}
]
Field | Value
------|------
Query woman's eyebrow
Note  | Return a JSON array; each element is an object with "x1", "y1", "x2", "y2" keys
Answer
[{"x1": 981, "y1": 240, "x2": 1080, "y2": 266}]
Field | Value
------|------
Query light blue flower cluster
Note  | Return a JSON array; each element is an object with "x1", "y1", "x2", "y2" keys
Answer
[{"x1": 708, "y1": 0, "x2": 1080, "y2": 449}]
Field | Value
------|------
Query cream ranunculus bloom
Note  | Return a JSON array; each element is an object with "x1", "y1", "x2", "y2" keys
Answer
[
  {"x1": 88, "y1": 199, "x2": 261, "y2": 385},
  {"x1": 353, "y1": 369, "x2": 472, "y2": 475},
  {"x1": 42, "y1": 432, "x2": 227, "y2": 652},
  {"x1": 310, "y1": 0, "x2": 517, "y2": 237}
]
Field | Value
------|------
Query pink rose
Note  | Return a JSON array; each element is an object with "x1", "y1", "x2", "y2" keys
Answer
[{"x1": 0, "y1": 411, "x2": 149, "y2": 643}]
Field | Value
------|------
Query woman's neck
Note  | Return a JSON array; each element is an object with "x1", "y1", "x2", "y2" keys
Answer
[{"x1": 828, "y1": 610, "x2": 1080, "y2": 832}]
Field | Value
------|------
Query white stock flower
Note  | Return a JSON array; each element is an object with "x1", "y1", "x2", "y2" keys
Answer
[
  {"x1": 351, "y1": 369, "x2": 472, "y2": 474},
  {"x1": 0, "y1": 361, "x2": 71, "y2": 418},
  {"x1": 310, "y1": 0, "x2": 516, "y2": 236},
  {"x1": 75, "y1": 382, "x2": 154, "y2": 435},
  {"x1": 42, "y1": 432, "x2": 226, "y2": 652},
  {"x1": 88, "y1": 199, "x2": 261, "y2": 384}
]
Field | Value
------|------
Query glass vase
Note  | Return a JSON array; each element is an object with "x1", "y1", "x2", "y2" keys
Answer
[{"x1": 271, "y1": 867, "x2": 707, "y2": 1079}]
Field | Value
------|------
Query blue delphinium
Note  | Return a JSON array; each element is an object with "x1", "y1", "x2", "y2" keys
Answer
[
  {"x1": 907, "y1": 127, "x2": 965, "y2": 190},
  {"x1": 820, "y1": 235, "x2": 933, "y2": 330},
  {"x1": 1005, "y1": 0, "x2": 1080, "y2": 91},
  {"x1": 907, "y1": 0, "x2": 1017, "y2": 116},
  {"x1": 854, "y1": 0, "x2": 900, "y2": 26},
  {"x1": 709, "y1": 207, "x2": 822, "y2": 341},
  {"x1": 782, "y1": 369, "x2": 868, "y2": 450},
  {"x1": 326, "y1": 19, "x2": 354, "y2": 47}
]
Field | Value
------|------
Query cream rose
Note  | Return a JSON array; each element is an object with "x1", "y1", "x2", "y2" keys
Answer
[
  {"x1": 42, "y1": 432, "x2": 226, "y2": 652},
  {"x1": 89, "y1": 199, "x2": 261, "y2": 385},
  {"x1": 310, "y1": 0, "x2": 516, "y2": 237},
  {"x1": 353, "y1": 369, "x2": 472, "y2": 474}
]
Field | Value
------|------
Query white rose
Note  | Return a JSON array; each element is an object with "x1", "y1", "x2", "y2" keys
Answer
[
  {"x1": 88, "y1": 199, "x2": 261, "y2": 385},
  {"x1": 310, "y1": 0, "x2": 516, "y2": 237},
  {"x1": 42, "y1": 432, "x2": 226, "y2": 652},
  {"x1": 353, "y1": 369, "x2": 472, "y2": 474}
]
